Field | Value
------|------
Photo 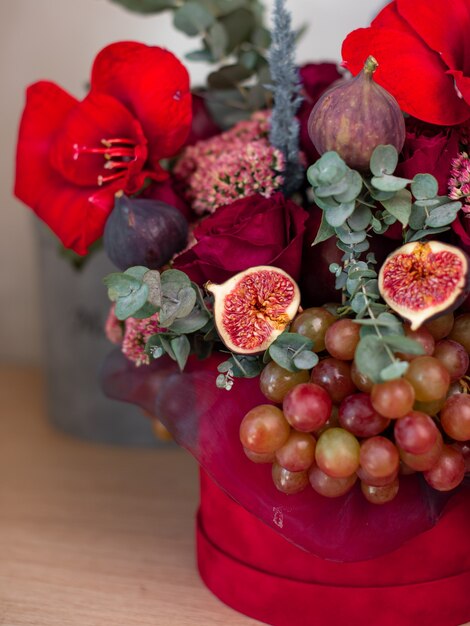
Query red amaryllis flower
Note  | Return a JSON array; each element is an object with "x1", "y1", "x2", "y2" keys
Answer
[
  {"x1": 342, "y1": 0, "x2": 470, "y2": 126},
  {"x1": 15, "y1": 42, "x2": 191, "y2": 255}
]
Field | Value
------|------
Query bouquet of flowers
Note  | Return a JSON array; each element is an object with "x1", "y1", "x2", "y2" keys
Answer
[{"x1": 15, "y1": 0, "x2": 470, "y2": 624}]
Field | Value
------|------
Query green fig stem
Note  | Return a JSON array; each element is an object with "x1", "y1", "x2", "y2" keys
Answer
[{"x1": 363, "y1": 55, "x2": 379, "y2": 76}]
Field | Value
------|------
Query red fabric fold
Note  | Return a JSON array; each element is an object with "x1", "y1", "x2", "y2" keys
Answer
[{"x1": 197, "y1": 469, "x2": 470, "y2": 626}]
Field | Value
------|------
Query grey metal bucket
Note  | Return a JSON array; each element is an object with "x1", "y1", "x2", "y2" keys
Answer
[{"x1": 35, "y1": 224, "x2": 163, "y2": 446}]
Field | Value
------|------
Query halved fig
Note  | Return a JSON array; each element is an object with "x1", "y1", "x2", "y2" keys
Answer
[
  {"x1": 207, "y1": 266, "x2": 300, "y2": 354},
  {"x1": 378, "y1": 241, "x2": 469, "y2": 330}
]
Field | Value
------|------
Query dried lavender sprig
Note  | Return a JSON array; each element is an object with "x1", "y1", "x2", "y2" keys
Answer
[{"x1": 268, "y1": 0, "x2": 304, "y2": 196}]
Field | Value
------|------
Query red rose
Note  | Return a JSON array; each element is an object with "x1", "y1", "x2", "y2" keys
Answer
[
  {"x1": 396, "y1": 119, "x2": 460, "y2": 194},
  {"x1": 173, "y1": 193, "x2": 308, "y2": 285},
  {"x1": 342, "y1": 0, "x2": 470, "y2": 125},
  {"x1": 298, "y1": 63, "x2": 342, "y2": 163},
  {"x1": 15, "y1": 42, "x2": 192, "y2": 255}
]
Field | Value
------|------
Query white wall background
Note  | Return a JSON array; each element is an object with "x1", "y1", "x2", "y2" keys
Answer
[{"x1": 0, "y1": 0, "x2": 382, "y2": 364}]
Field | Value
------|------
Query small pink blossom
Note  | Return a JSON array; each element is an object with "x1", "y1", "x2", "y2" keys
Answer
[
  {"x1": 175, "y1": 111, "x2": 285, "y2": 215},
  {"x1": 449, "y1": 152, "x2": 470, "y2": 212},
  {"x1": 122, "y1": 313, "x2": 161, "y2": 367},
  {"x1": 105, "y1": 305, "x2": 124, "y2": 345}
]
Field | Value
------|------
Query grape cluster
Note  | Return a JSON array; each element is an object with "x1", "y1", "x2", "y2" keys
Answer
[{"x1": 240, "y1": 308, "x2": 470, "y2": 504}]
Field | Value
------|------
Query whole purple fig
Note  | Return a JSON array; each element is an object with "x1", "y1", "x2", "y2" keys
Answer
[
  {"x1": 104, "y1": 194, "x2": 188, "y2": 270},
  {"x1": 308, "y1": 56, "x2": 405, "y2": 171}
]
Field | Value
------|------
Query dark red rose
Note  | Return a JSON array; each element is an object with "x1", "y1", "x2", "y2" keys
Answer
[
  {"x1": 15, "y1": 42, "x2": 192, "y2": 255},
  {"x1": 342, "y1": 0, "x2": 470, "y2": 126},
  {"x1": 185, "y1": 91, "x2": 221, "y2": 146},
  {"x1": 298, "y1": 63, "x2": 342, "y2": 163},
  {"x1": 396, "y1": 119, "x2": 460, "y2": 194},
  {"x1": 173, "y1": 193, "x2": 308, "y2": 285}
]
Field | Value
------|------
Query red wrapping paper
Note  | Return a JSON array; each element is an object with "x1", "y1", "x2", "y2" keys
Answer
[{"x1": 198, "y1": 469, "x2": 470, "y2": 626}]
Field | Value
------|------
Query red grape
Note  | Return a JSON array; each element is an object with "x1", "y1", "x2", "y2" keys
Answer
[
  {"x1": 413, "y1": 397, "x2": 446, "y2": 415},
  {"x1": 394, "y1": 411, "x2": 439, "y2": 455},
  {"x1": 324, "y1": 319, "x2": 360, "y2": 360},
  {"x1": 433, "y1": 339, "x2": 469, "y2": 382},
  {"x1": 397, "y1": 325, "x2": 435, "y2": 361},
  {"x1": 370, "y1": 379, "x2": 415, "y2": 419},
  {"x1": 361, "y1": 478, "x2": 399, "y2": 504},
  {"x1": 290, "y1": 307, "x2": 335, "y2": 352},
  {"x1": 315, "y1": 428, "x2": 360, "y2": 478},
  {"x1": 399, "y1": 432, "x2": 443, "y2": 471},
  {"x1": 260, "y1": 362, "x2": 309, "y2": 403},
  {"x1": 275, "y1": 431, "x2": 316, "y2": 471},
  {"x1": 308, "y1": 465, "x2": 357, "y2": 497},
  {"x1": 449, "y1": 314, "x2": 470, "y2": 353},
  {"x1": 243, "y1": 448, "x2": 275, "y2": 463},
  {"x1": 423, "y1": 445, "x2": 465, "y2": 491},
  {"x1": 339, "y1": 393, "x2": 390, "y2": 437},
  {"x1": 357, "y1": 466, "x2": 398, "y2": 487},
  {"x1": 425, "y1": 312, "x2": 454, "y2": 340},
  {"x1": 359, "y1": 436, "x2": 400, "y2": 478},
  {"x1": 440, "y1": 394, "x2": 470, "y2": 441},
  {"x1": 310, "y1": 358, "x2": 356, "y2": 404},
  {"x1": 272, "y1": 463, "x2": 309, "y2": 494},
  {"x1": 283, "y1": 383, "x2": 332, "y2": 432},
  {"x1": 350, "y1": 361, "x2": 374, "y2": 393},
  {"x1": 451, "y1": 441, "x2": 470, "y2": 473},
  {"x1": 404, "y1": 356, "x2": 450, "y2": 402},
  {"x1": 240, "y1": 405, "x2": 290, "y2": 454}
]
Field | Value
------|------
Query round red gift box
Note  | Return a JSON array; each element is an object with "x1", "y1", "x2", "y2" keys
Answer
[{"x1": 197, "y1": 469, "x2": 470, "y2": 626}]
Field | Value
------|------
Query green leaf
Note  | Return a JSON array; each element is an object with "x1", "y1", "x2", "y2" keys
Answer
[
  {"x1": 408, "y1": 227, "x2": 450, "y2": 242},
  {"x1": 334, "y1": 170, "x2": 363, "y2": 203},
  {"x1": 354, "y1": 335, "x2": 393, "y2": 383},
  {"x1": 268, "y1": 333, "x2": 314, "y2": 372},
  {"x1": 335, "y1": 225, "x2": 367, "y2": 245},
  {"x1": 175, "y1": 286, "x2": 198, "y2": 318},
  {"x1": 110, "y1": 0, "x2": 178, "y2": 13},
  {"x1": 325, "y1": 202, "x2": 356, "y2": 228},
  {"x1": 292, "y1": 351, "x2": 319, "y2": 370},
  {"x1": 239, "y1": 49, "x2": 259, "y2": 70},
  {"x1": 251, "y1": 26, "x2": 271, "y2": 48},
  {"x1": 312, "y1": 213, "x2": 335, "y2": 246},
  {"x1": 173, "y1": 1, "x2": 214, "y2": 36},
  {"x1": 309, "y1": 152, "x2": 348, "y2": 186},
  {"x1": 409, "y1": 205, "x2": 426, "y2": 230},
  {"x1": 186, "y1": 48, "x2": 214, "y2": 62},
  {"x1": 124, "y1": 266, "x2": 149, "y2": 280},
  {"x1": 348, "y1": 205, "x2": 372, "y2": 231},
  {"x1": 206, "y1": 21, "x2": 228, "y2": 60},
  {"x1": 312, "y1": 192, "x2": 340, "y2": 211},
  {"x1": 350, "y1": 292, "x2": 368, "y2": 316},
  {"x1": 371, "y1": 174, "x2": 411, "y2": 192},
  {"x1": 425, "y1": 202, "x2": 461, "y2": 228},
  {"x1": 171, "y1": 336, "x2": 191, "y2": 371},
  {"x1": 381, "y1": 188, "x2": 412, "y2": 227},
  {"x1": 219, "y1": 7, "x2": 253, "y2": 52},
  {"x1": 382, "y1": 335, "x2": 425, "y2": 355},
  {"x1": 143, "y1": 270, "x2": 162, "y2": 308},
  {"x1": 315, "y1": 173, "x2": 350, "y2": 198},
  {"x1": 103, "y1": 273, "x2": 140, "y2": 301},
  {"x1": 230, "y1": 354, "x2": 263, "y2": 378},
  {"x1": 411, "y1": 173, "x2": 438, "y2": 200},
  {"x1": 380, "y1": 360, "x2": 409, "y2": 381},
  {"x1": 131, "y1": 302, "x2": 159, "y2": 319},
  {"x1": 145, "y1": 335, "x2": 165, "y2": 360},
  {"x1": 169, "y1": 308, "x2": 210, "y2": 334},
  {"x1": 207, "y1": 63, "x2": 252, "y2": 88},
  {"x1": 161, "y1": 269, "x2": 191, "y2": 288},
  {"x1": 370, "y1": 145, "x2": 399, "y2": 176},
  {"x1": 114, "y1": 284, "x2": 149, "y2": 320}
]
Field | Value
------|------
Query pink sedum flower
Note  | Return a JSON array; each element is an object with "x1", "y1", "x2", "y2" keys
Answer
[
  {"x1": 121, "y1": 313, "x2": 161, "y2": 367},
  {"x1": 449, "y1": 152, "x2": 470, "y2": 212},
  {"x1": 174, "y1": 111, "x2": 285, "y2": 215},
  {"x1": 105, "y1": 305, "x2": 124, "y2": 345}
]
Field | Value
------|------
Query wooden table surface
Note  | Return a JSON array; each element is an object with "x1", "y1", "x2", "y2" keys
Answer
[{"x1": 0, "y1": 366, "x2": 260, "y2": 626}]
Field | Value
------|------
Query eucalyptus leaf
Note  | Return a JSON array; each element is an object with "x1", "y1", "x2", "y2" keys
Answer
[
  {"x1": 411, "y1": 173, "x2": 438, "y2": 200},
  {"x1": 325, "y1": 202, "x2": 356, "y2": 227},
  {"x1": 381, "y1": 188, "x2": 412, "y2": 226},
  {"x1": 171, "y1": 336, "x2": 191, "y2": 371},
  {"x1": 309, "y1": 152, "x2": 347, "y2": 186},
  {"x1": 350, "y1": 292, "x2": 368, "y2": 316},
  {"x1": 312, "y1": 213, "x2": 335, "y2": 246},
  {"x1": 408, "y1": 227, "x2": 450, "y2": 242},
  {"x1": 131, "y1": 302, "x2": 159, "y2": 319},
  {"x1": 143, "y1": 270, "x2": 162, "y2": 308},
  {"x1": 335, "y1": 225, "x2": 367, "y2": 245},
  {"x1": 124, "y1": 266, "x2": 149, "y2": 280},
  {"x1": 354, "y1": 335, "x2": 393, "y2": 383},
  {"x1": 161, "y1": 269, "x2": 191, "y2": 288},
  {"x1": 312, "y1": 191, "x2": 340, "y2": 211},
  {"x1": 103, "y1": 273, "x2": 140, "y2": 301},
  {"x1": 408, "y1": 205, "x2": 426, "y2": 230},
  {"x1": 174, "y1": 286, "x2": 198, "y2": 319},
  {"x1": 292, "y1": 351, "x2": 319, "y2": 370},
  {"x1": 382, "y1": 335, "x2": 425, "y2": 355},
  {"x1": 110, "y1": 0, "x2": 179, "y2": 13},
  {"x1": 169, "y1": 308, "x2": 210, "y2": 334},
  {"x1": 371, "y1": 174, "x2": 411, "y2": 192},
  {"x1": 315, "y1": 173, "x2": 350, "y2": 198},
  {"x1": 348, "y1": 205, "x2": 372, "y2": 231},
  {"x1": 380, "y1": 360, "x2": 409, "y2": 381},
  {"x1": 425, "y1": 202, "x2": 461, "y2": 228},
  {"x1": 114, "y1": 284, "x2": 149, "y2": 320},
  {"x1": 208, "y1": 63, "x2": 252, "y2": 88},
  {"x1": 186, "y1": 48, "x2": 214, "y2": 62},
  {"x1": 206, "y1": 21, "x2": 228, "y2": 60},
  {"x1": 230, "y1": 354, "x2": 263, "y2": 378},
  {"x1": 173, "y1": 1, "x2": 214, "y2": 36},
  {"x1": 334, "y1": 170, "x2": 363, "y2": 203},
  {"x1": 145, "y1": 335, "x2": 165, "y2": 360},
  {"x1": 370, "y1": 145, "x2": 398, "y2": 176}
]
